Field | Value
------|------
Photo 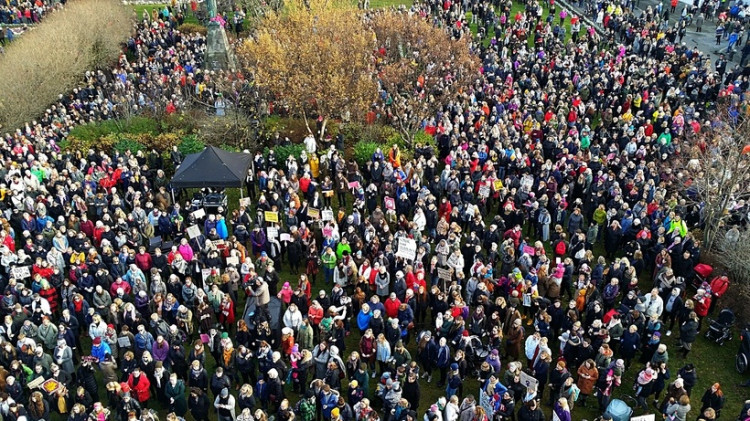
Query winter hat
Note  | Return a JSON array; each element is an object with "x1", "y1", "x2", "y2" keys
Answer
[
  {"x1": 450, "y1": 363, "x2": 459, "y2": 371},
  {"x1": 93, "y1": 337, "x2": 102, "y2": 345},
  {"x1": 220, "y1": 388, "x2": 229, "y2": 397},
  {"x1": 638, "y1": 368, "x2": 655, "y2": 384}
]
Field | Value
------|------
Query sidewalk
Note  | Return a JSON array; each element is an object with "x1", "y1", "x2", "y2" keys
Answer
[{"x1": 557, "y1": 0, "x2": 742, "y2": 64}]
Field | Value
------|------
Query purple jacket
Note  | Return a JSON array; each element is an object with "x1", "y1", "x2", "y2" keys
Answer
[{"x1": 152, "y1": 340, "x2": 170, "y2": 362}]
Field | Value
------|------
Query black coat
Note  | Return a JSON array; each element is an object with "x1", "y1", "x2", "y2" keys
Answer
[
  {"x1": 517, "y1": 405, "x2": 545, "y2": 421},
  {"x1": 189, "y1": 393, "x2": 211, "y2": 419},
  {"x1": 680, "y1": 320, "x2": 699, "y2": 343}
]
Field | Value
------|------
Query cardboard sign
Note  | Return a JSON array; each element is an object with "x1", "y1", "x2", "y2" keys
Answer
[
  {"x1": 493, "y1": 179, "x2": 503, "y2": 191},
  {"x1": 348, "y1": 181, "x2": 360, "y2": 190},
  {"x1": 187, "y1": 225, "x2": 202, "y2": 239},
  {"x1": 117, "y1": 336, "x2": 132, "y2": 348},
  {"x1": 384, "y1": 196, "x2": 395, "y2": 210},
  {"x1": 200, "y1": 333, "x2": 210, "y2": 344},
  {"x1": 631, "y1": 416, "x2": 656, "y2": 421},
  {"x1": 239, "y1": 197, "x2": 251, "y2": 208},
  {"x1": 267, "y1": 227, "x2": 279, "y2": 239},
  {"x1": 201, "y1": 268, "x2": 213, "y2": 279},
  {"x1": 280, "y1": 233, "x2": 291, "y2": 242},
  {"x1": 307, "y1": 208, "x2": 320, "y2": 219},
  {"x1": 226, "y1": 256, "x2": 239, "y2": 266},
  {"x1": 520, "y1": 371, "x2": 538, "y2": 390},
  {"x1": 396, "y1": 237, "x2": 417, "y2": 260},
  {"x1": 479, "y1": 186, "x2": 490, "y2": 198},
  {"x1": 522, "y1": 245, "x2": 535, "y2": 256},
  {"x1": 10, "y1": 266, "x2": 30, "y2": 280},
  {"x1": 479, "y1": 389, "x2": 495, "y2": 418},
  {"x1": 438, "y1": 267, "x2": 452, "y2": 281},
  {"x1": 192, "y1": 208, "x2": 206, "y2": 220},
  {"x1": 322, "y1": 210, "x2": 334, "y2": 221},
  {"x1": 264, "y1": 211, "x2": 279, "y2": 223},
  {"x1": 323, "y1": 226, "x2": 333, "y2": 238}
]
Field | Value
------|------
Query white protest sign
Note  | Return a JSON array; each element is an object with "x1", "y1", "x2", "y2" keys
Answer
[
  {"x1": 187, "y1": 225, "x2": 201, "y2": 239},
  {"x1": 280, "y1": 233, "x2": 292, "y2": 242},
  {"x1": 479, "y1": 186, "x2": 490, "y2": 198},
  {"x1": 322, "y1": 210, "x2": 334, "y2": 221},
  {"x1": 11, "y1": 266, "x2": 30, "y2": 280},
  {"x1": 396, "y1": 237, "x2": 417, "y2": 260},
  {"x1": 521, "y1": 175, "x2": 534, "y2": 190},
  {"x1": 226, "y1": 256, "x2": 239, "y2": 266},
  {"x1": 631, "y1": 416, "x2": 656, "y2": 421},
  {"x1": 438, "y1": 267, "x2": 452, "y2": 281},
  {"x1": 192, "y1": 208, "x2": 206, "y2": 220},
  {"x1": 201, "y1": 268, "x2": 213, "y2": 279},
  {"x1": 520, "y1": 371, "x2": 538, "y2": 390},
  {"x1": 267, "y1": 226, "x2": 279, "y2": 239}
]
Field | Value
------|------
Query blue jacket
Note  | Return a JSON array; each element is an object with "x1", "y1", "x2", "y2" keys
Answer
[
  {"x1": 436, "y1": 345, "x2": 450, "y2": 368},
  {"x1": 91, "y1": 341, "x2": 112, "y2": 361}
]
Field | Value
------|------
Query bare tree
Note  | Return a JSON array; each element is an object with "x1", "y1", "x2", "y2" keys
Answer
[{"x1": 674, "y1": 106, "x2": 750, "y2": 251}]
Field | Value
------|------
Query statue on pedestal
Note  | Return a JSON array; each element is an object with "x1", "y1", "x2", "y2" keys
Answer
[{"x1": 204, "y1": 0, "x2": 238, "y2": 71}]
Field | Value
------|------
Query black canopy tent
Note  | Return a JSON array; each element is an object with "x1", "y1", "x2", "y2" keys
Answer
[{"x1": 171, "y1": 145, "x2": 252, "y2": 189}]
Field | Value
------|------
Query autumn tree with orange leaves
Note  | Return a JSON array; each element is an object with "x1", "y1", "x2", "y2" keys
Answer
[
  {"x1": 369, "y1": 12, "x2": 479, "y2": 144},
  {"x1": 238, "y1": 0, "x2": 377, "y2": 141}
]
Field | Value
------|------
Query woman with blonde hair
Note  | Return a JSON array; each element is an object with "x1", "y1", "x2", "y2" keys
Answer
[
  {"x1": 375, "y1": 333, "x2": 391, "y2": 376},
  {"x1": 666, "y1": 394, "x2": 692, "y2": 421},
  {"x1": 553, "y1": 397, "x2": 571, "y2": 421}
]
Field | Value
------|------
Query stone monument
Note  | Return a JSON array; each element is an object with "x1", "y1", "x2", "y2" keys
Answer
[{"x1": 204, "y1": 0, "x2": 238, "y2": 71}]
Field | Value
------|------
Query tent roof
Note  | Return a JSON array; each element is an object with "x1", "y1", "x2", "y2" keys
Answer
[{"x1": 171, "y1": 145, "x2": 252, "y2": 189}]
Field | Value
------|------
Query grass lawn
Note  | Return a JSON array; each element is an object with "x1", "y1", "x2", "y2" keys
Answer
[{"x1": 131, "y1": 4, "x2": 202, "y2": 25}]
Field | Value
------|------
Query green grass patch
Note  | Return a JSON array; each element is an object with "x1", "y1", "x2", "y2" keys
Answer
[{"x1": 132, "y1": 4, "x2": 201, "y2": 25}]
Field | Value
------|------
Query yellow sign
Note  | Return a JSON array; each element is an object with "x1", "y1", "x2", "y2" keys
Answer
[
  {"x1": 493, "y1": 179, "x2": 503, "y2": 191},
  {"x1": 264, "y1": 211, "x2": 279, "y2": 223}
]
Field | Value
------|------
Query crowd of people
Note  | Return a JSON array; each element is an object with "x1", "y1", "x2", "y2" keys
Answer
[{"x1": 1, "y1": 0, "x2": 750, "y2": 421}]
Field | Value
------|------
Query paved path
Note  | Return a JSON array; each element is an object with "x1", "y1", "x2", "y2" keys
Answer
[{"x1": 557, "y1": 0, "x2": 746, "y2": 66}]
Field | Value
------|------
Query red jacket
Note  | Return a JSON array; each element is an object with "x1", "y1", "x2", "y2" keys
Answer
[
  {"x1": 694, "y1": 296, "x2": 711, "y2": 317},
  {"x1": 384, "y1": 298, "x2": 401, "y2": 318},
  {"x1": 709, "y1": 276, "x2": 729, "y2": 298},
  {"x1": 127, "y1": 373, "x2": 151, "y2": 403}
]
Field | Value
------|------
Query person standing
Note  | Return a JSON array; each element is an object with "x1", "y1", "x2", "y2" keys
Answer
[{"x1": 214, "y1": 388, "x2": 236, "y2": 421}]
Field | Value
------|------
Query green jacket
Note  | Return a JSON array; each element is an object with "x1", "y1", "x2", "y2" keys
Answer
[
  {"x1": 300, "y1": 399, "x2": 316, "y2": 421},
  {"x1": 321, "y1": 252, "x2": 337, "y2": 269},
  {"x1": 593, "y1": 208, "x2": 608, "y2": 226}
]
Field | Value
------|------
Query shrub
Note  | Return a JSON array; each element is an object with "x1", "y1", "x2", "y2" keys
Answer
[
  {"x1": 413, "y1": 130, "x2": 437, "y2": 148},
  {"x1": 177, "y1": 23, "x2": 207, "y2": 35},
  {"x1": 178, "y1": 134, "x2": 206, "y2": 155},
  {"x1": 353, "y1": 140, "x2": 380, "y2": 166},
  {"x1": 0, "y1": 0, "x2": 132, "y2": 131},
  {"x1": 265, "y1": 143, "x2": 305, "y2": 164},
  {"x1": 114, "y1": 138, "x2": 145, "y2": 155}
]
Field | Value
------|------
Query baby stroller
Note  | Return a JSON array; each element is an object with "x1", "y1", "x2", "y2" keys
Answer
[
  {"x1": 604, "y1": 399, "x2": 633, "y2": 421},
  {"x1": 736, "y1": 324, "x2": 750, "y2": 373},
  {"x1": 692, "y1": 263, "x2": 714, "y2": 289},
  {"x1": 464, "y1": 335, "x2": 491, "y2": 376},
  {"x1": 705, "y1": 308, "x2": 735, "y2": 345}
]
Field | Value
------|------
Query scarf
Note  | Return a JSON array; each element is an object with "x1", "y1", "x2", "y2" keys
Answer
[{"x1": 223, "y1": 348, "x2": 233, "y2": 367}]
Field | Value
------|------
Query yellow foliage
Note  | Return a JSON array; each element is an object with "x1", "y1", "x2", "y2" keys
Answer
[{"x1": 238, "y1": 0, "x2": 377, "y2": 125}]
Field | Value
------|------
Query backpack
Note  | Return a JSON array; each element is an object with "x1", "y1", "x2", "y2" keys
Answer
[{"x1": 555, "y1": 240, "x2": 567, "y2": 256}]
